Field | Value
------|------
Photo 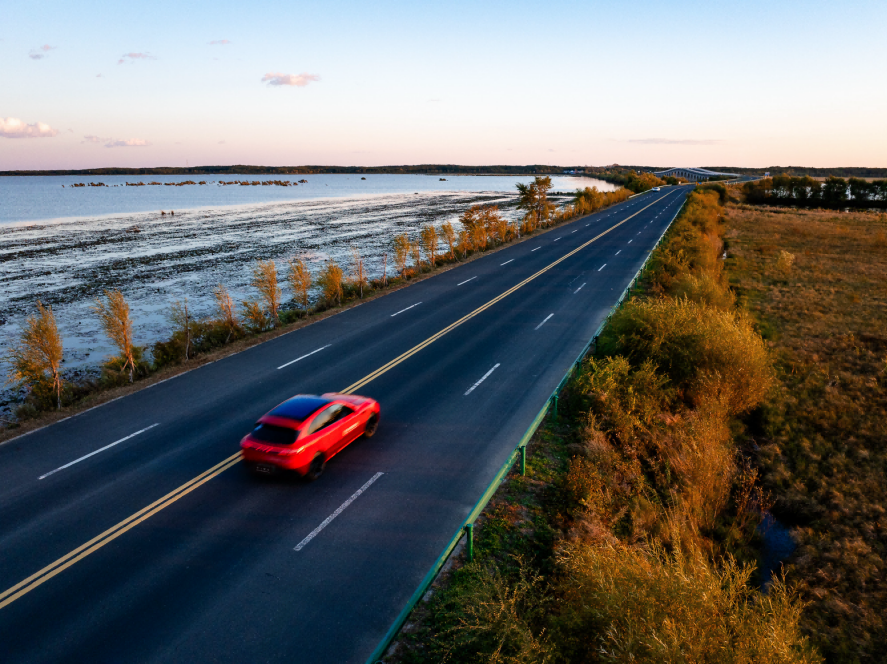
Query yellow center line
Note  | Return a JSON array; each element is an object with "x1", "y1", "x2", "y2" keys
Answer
[{"x1": 0, "y1": 193, "x2": 668, "y2": 610}]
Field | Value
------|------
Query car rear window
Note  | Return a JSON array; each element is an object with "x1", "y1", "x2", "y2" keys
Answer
[{"x1": 251, "y1": 424, "x2": 297, "y2": 446}]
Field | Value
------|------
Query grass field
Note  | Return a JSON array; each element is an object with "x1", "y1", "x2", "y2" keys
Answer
[{"x1": 724, "y1": 203, "x2": 887, "y2": 662}]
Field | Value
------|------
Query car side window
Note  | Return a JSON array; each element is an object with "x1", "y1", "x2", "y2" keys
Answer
[
  {"x1": 307, "y1": 405, "x2": 341, "y2": 435},
  {"x1": 333, "y1": 405, "x2": 355, "y2": 423}
]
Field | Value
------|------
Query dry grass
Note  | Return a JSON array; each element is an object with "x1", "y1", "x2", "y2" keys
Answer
[{"x1": 725, "y1": 204, "x2": 887, "y2": 662}]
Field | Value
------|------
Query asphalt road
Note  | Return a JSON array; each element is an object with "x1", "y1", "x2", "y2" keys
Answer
[{"x1": 0, "y1": 185, "x2": 691, "y2": 663}]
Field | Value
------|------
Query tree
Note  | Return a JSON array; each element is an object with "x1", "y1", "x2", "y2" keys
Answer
[
  {"x1": 287, "y1": 258, "x2": 312, "y2": 314},
  {"x1": 252, "y1": 260, "x2": 281, "y2": 325},
  {"x1": 318, "y1": 259, "x2": 344, "y2": 306},
  {"x1": 516, "y1": 176, "x2": 554, "y2": 227},
  {"x1": 92, "y1": 289, "x2": 137, "y2": 382},
  {"x1": 420, "y1": 224, "x2": 438, "y2": 267},
  {"x1": 214, "y1": 283, "x2": 241, "y2": 341},
  {"x1": 5, "y1": 301, "x2": 65, "y2": 410},
  {"x1": 240, "y1": 299, "x2": 270, "y2": 332},
  {"x1": 439, "y1": 221, "x2": 457, "y2": 260},
  {"x1": 393, "y1": 234, "x2": 411, "y2": 276},
  {"x1": 350, "y1": 246, "x2": 368, "y2": 297}
]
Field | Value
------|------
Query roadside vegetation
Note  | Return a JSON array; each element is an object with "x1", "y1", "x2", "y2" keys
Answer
[
  {"x1": 386, "y1": 187, "x2": 820, "y2": 664},
  {"x1": 724, "y1": 201, "x2": 887, "y2": 662},
  {"x1": 2, "y1": 177, "x2": 631, "y2": 432}
]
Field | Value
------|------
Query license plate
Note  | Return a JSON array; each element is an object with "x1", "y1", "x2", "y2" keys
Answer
[{"x1": 255, "y1": 464, "x2": 274, "y2": 474}]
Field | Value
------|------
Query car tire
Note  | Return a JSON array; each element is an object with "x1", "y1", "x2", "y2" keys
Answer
[
  {"x1": 363, "y1": 414, "x2": 379, "y2": 438},
  {"x1": 304, "y1": 454, "x2": 326, "y2": 482}
]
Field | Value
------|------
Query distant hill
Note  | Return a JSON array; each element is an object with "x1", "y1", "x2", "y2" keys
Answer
[{"x1": 1, "y1": 164, "x2": 606, "y2": 177}]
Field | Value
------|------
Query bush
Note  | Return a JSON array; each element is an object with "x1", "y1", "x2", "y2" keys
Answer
[
  {"x1": 599, "y1": 297, "x2": 773, "y2": 415},
  {"x1": 554, "y1": 541, "x2": 821, "y2": 664},
  {"x1": 669, "y1": 272, "x2": 735, "y2": 310}
]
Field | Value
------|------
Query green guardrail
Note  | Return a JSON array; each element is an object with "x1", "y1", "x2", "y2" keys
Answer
[{"x1": 365, "y1": 194, "x2": 688, "y2": 664}]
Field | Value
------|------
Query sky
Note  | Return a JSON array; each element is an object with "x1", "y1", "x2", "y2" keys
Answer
[{"x1": 2, "y1": 0, "x2": 886, "y2": 170}]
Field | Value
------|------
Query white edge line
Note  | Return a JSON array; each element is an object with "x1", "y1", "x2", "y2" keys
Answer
[
  {"x1": 277, "y1": 344, "x2": 332, "y2": 370},
  {"x1": 464, "y1": 363, "x2": 501, "y2": 396},
  {"x1": 391, "y1": 301, "x2": 422, "y2": 317},
  {"x1": 38, "y1": 423, "x2": 160, "y2": 480},
  {"x1": 457, "y1": 276, "x2": 477, "y2": 286},
  {"x1": 574, "y1": 283, "x2": 586, "y2": 294},
  {"x1": 534, "y1": 313, "x2": 554, "y2": 331},
  {"x1": 294, "y1": 472, "x2": 384, "y2": 551},
  {"x1": 500, "y1": 259, "x2": 514, "y2": 266}
]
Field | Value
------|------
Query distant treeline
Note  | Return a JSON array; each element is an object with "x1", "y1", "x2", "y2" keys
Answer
[
  {"x1": 743, "y1": 176, "x2": 887, "y2": 208},
  {"x1": 708, "y1": 166, "x2": 887, "y2": 178},
  {"x1": 2, "y1": 164, "x2": 611, "y2": 177}
]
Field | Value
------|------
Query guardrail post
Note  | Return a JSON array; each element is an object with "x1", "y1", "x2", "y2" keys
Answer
[
  {"x1": 465, "y1": 523, "x2": 474, "y2": 561},
  {"x1": 520, "y1": 445, "x2": 526, "y2": 476}
]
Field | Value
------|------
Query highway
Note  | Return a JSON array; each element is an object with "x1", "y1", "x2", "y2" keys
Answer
[{"x1": 0, "y1": 185, "x2": 690, "y2": 663}]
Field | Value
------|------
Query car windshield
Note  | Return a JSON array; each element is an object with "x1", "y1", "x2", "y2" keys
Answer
[{"x1": 251, "y1": 423, "x2": 298, "y2": 446}]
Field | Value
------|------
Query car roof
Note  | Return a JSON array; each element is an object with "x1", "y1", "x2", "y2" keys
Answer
[{"x1": 268, "y1": 395, "x2": 333, "y2": 422}]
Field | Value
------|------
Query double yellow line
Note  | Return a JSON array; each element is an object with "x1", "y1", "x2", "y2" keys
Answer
[{"x1": 0, "y1": 193, "x2": 667, "y2": 610}]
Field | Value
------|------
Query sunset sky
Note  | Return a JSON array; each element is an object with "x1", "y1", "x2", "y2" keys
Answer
[{"x1": 2, "y1": 0, "x2": 885, "y2": 170}]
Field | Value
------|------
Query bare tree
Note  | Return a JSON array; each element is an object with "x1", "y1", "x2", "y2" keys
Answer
[
  {"x1": 286, "y1": 258, "x2": 312, "y2": 316},
  {"x1": 350, "y1": 246, "x2": 368, "y2": 298},
  {"x1": 5, "y1": 301, "x2": 65, "y2": 409},
  {"x1": 92, "y1": 290, "x2": 137, "y2": 382},
  {"x1": 252, "y1": 260, "x2": 281, "y2": 326},
  {"x1": 382, "y1": 252, "x2": 388, "y2": 287},
  {"x1": 168, "y1": 297, "x2": 194, "y2": 361},
  {"x1": 214, "y1": 283, "x2": 241, "y2": 342}
]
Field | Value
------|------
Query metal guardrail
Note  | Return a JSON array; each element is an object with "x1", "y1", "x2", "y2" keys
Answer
[{"x1": 365, "y1": 192, "x2": 689, "y2": 664}]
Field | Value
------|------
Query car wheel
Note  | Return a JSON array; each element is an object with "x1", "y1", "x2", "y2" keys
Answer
[
  {"x1": 304, "y1": 454, "x2": 326, "y2": 482},
  {"x1": 363, "y1": 414, "x2": 379, "y2": 438}
]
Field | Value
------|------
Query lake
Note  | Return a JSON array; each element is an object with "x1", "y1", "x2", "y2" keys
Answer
[{"x1": 0, "y1": 174, "x2": 614, "y2": 414}]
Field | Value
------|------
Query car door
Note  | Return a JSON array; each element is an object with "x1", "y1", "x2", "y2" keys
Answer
[{"x1": 327, "y1": 405, "x2": 359, "y2": 454}]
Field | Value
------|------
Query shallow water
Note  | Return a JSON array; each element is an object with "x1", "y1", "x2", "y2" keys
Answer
[
  {"x1": 0, "y1": 173, "x2": 613, "y2": 226},
  {"x1": 758, "y1": 512, "x2": 797, "y2": 588},
  {"x1": 0, "y1": 175, "x2": 613, "y2": 413}
]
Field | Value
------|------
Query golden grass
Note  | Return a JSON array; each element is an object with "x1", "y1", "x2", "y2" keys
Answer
[{"x1": 725, "y1": 204, "x2": 887, "y2": 662}]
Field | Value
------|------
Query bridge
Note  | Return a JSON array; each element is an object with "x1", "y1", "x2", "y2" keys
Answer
[{"x1": 653, "y1": 166, "x2": 739, "y2": 182}]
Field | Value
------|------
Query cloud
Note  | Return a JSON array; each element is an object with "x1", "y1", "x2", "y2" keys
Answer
[
  {"x1": 82, "y1": 135, "x2": 102, "y2": 143},
  {"x1": 627, "y1": 138, "x2": 723, "y2": 146},
  {"x1": 29, "y1": 44, "x2": 55, "y2": 59},
  {"x1": 209, "y1": 39, "x2": 232, "y2": 45},
  {"x1": 118, "y1": 52, "x2": 155, "y2": 65},
  {"x1": 0, "y1": 117, "x2": 59, "y2": 138},
  {"x1": 261, "y1": 72, "x2": 320, "y2": 87},
  {"x1": 96, "y1": 73, "x2": 103, "y2": 78},
  {"x1": 105, "y1": 138, "x2": 151, "y2": 147},
  {"x1": 218, "y1": 140, "x2": 226, "y2": 144}
]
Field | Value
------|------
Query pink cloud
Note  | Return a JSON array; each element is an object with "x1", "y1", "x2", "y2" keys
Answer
[
  {"x1": 209, "y1": 39, "x2": 232, "y2": 45},
  {"x1": 0, "y1": 117, "x2": 59, "y2": 139},
  {"x1": 29, "y1": 44, "x2": 56, "y2": 60},
  {"x1": 118, "y1": 52, "x2": 155, "y2": 65},
  {"x1": 82, "y1": 135, "x2": 102, "y2": 143},
  {"x1": 105, "y1": 138, "x2": 151, "y2": 147},
  {"x1": 261, "y1": 72, "x2": 320, "y2": 87}
]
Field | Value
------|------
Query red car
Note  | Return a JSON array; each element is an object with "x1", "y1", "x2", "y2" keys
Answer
[{"x1": 240, "y1": 393, "x2": 380, "y2": 480}]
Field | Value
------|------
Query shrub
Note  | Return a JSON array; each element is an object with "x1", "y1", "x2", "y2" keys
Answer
[
  {"x1": 433, "y1": 559, "x2": 554, "y2": 664},
  {"x1": 669, "y1": 272, "x2": 735, "y2": 310},
  {"x1": 5, "y1": 301, "x2": 65, "y2": 410},
  {"x1": 599, "y1": 297, "x2": 773, "y2": 415},
  {"x1": 554, "y1": 542, "x2": 820, "y2": 664}
]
